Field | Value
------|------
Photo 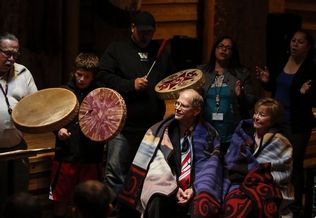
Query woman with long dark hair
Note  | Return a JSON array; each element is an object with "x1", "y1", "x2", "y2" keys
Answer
[
  {"x1": 256, "y1": 29, "x2": 316, "y2": 217},
  {"x1": 202, "y1": 36, "x2": 257, "y2": 150}
]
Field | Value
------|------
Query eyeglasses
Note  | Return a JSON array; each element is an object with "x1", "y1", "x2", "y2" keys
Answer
[
  {"x1": 0, "y1": 48, "x2": 20, "y2": 59},
  {"x1": 174, "y1": 101, "x2": 192, "y2": 110},
  {"x1": 216, "y1": 44, "x2": 232, "y2": 51},
  {"x1": 253, "y1": 111, "x2": 269, "y2": 118}
]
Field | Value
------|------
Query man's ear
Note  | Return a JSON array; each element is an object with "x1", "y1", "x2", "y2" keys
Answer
[{"x1": 193, "y1": 107, "x2": 201, "y2": 117}]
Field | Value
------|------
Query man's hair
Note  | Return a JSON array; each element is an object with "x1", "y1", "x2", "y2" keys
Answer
[
  {"x1": 0, "y1": 32, "x2": 19, "y2": 44},
  {"x1": 179, "y1": 88, "x2": 204, "y2": 108},
  {"x1": 74, "y1": 53, "x2": 99, "y2": 74},
  {"x1": 73, "y1": 180, "x2": 112, "y2": 218}
]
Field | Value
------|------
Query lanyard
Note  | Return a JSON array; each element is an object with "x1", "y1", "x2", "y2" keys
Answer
[
  {"x1": 213, "y1": 74, "x2": 224, "y2": 112},
  {"x1": 0, "y1": 74, "x2": 12, "y2": 115}
]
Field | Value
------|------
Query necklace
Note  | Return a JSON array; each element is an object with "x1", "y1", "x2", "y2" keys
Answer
[
  {"x1": 213, "y1": 74, "x2": 224, "y2": 111},
  {"x1": 0, "y1": 73, "x2": 12, "y2": 114}
]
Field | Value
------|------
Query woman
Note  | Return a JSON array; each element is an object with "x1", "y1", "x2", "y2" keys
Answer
[
  {"x1": 223, "y1": 98, "x2": 293, "y2": 217},
  {"x1": 256, "y1": 29, "x2": 316, "y2": 216},
  {"x1": 202, "y1": 36, "x2": 257, "y2": 150}
]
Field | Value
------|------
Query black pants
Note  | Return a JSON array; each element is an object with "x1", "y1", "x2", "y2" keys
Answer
[
  {"x1": 0, "y1": 140, "x2": 29, "y2": 206},
  {"x1": 284, "y1": 128, "x2": 311, "y2": 215},
  {"x1": 144, "y1": 193, "x2": 190, "y2": 218}
]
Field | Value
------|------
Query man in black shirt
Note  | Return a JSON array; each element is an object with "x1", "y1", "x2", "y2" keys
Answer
[{"x1": 98, "y1": 11, "x2": 175, "y2": 217}]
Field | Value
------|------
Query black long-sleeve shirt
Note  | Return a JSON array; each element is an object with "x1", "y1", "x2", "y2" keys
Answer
[{"x1": 97, "y1": 38, "x2": 176, "y2": 132}]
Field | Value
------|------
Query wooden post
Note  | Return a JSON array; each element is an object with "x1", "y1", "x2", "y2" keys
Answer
[
  {"x1": 202, "y1": 0, "x2": 215, "y2": 64},
  {"x1": 63, "y1": 0, "x2": 80, "y2": 83}
]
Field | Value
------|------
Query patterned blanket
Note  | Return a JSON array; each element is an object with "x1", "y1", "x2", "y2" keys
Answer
[
  {"x1": 222, "y1": 119, "x2": 294, "y2": 217},
  {"x1": 118, "y1": 115, "x2": 223, "y2": 217}
]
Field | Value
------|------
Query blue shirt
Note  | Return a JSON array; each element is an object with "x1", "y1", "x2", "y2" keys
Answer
[
  {"x1": 204, "y1": 81, "x2": 236, "y2": 143},
  {"x1": 274, "y1": 71, "x2": 294, "y2": 124}
]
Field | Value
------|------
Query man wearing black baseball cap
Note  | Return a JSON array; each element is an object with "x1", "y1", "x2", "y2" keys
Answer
[
  {"x1": 98, "y1": 10, "x2": 176, "y2": 218},
  {"x1": 130, "y1": 11, "x2": 156, "y2": 48},
  {"x1": 132, "y1": 11, "x2": 156, "y2": 31}
]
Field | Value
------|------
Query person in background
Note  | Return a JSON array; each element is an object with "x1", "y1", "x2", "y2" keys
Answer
[
  {"x1": 97, "y1": 10, "x2": 175, "y2": 215},
  {"x1": 49, "y1": 53, "x2": 105, "y2": 218},
  {"x1": 256, "y1": 29, "x2": 316, "y2": 217},
  {"x1": 222, "y1": 98, "x2": 294, "y2": 217},
  {"x1": 202, "y1": 36, "x2": 257, "y2": 153},
  {"x1": 0, "y1": 33, "x2": 37, "y2": 206},
  {"x1": 2, "y1": 192, "x2": 42, "y2": 218},
  {"x1": 73, "y1": 180, "x2": 112, "y2": 218},
  {"x1": 119, "y1": 89, "x2": 223, "y2": 218}
]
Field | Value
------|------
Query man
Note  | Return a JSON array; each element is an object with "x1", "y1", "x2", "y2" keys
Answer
[
  {"x1": 73, "y1": 180, "x2": 112, "y2": 218},
  {"x1": 0, "y1": 33, "x2": 37, "y2": 205},
  {"x1": 119, "y1": 89, "x2": 223, "y2": 218},
  {"x1": 97, "y1": 11, "x2": 175, "y2": 201}
]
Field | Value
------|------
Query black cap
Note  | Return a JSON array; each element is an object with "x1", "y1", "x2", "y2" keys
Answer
[{"x1": 133, "y1": 11, "x2": 156, "y2": 31}]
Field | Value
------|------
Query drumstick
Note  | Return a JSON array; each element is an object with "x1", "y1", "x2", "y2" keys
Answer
[{"x1": 146, "y1": 38, "x2": 170, "y2": 78}]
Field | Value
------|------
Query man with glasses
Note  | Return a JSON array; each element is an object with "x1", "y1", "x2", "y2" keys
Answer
[
  {"x1": 0, "y1": 33, "x2": 37, "y2": 205},
  {"x1": 119, "y1": 89, "x2": 223, "y2": 218}
]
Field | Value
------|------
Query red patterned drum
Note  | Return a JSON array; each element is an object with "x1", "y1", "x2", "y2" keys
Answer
[
  {"x1": 155, "y1": 68, "x2": 205, "y2": 100},
  {"x1": 12, "y1": 88, "x2": 79, "y2": 133},
  {"x1": 79, "y1": 88, "x2": 127, "y2": 142}
]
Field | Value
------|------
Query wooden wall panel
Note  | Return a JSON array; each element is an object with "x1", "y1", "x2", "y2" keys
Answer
[
  {"x1": 142, "y1": 0, "x2": 198, "y2": 4},
  {"x1": 154, "y1": 22, "x2": 197, "y2": 39},
  {"x1": 142, "y1": 3, "x2": 198, "y2": 22},
  {"x1": 141, "y1": 0, "x2": 200, "y2": 40}
]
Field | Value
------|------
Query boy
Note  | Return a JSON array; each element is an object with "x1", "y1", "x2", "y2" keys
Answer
[{"x1": 49, "y1": 53, "x2": 104, "y2": 218}]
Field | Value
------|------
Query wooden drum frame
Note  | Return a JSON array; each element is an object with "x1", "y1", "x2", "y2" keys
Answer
[{"x1": 12, "y1": 88, "x2": 79, "y2": 133}]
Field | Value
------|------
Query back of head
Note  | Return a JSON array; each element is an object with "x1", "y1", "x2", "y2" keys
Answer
[
  {"x1": 73, "y1": 180, "x2": 111, "y2": 218},
  {"x1": 2, "y1": 192, "x2": 42, "y2": 218}
]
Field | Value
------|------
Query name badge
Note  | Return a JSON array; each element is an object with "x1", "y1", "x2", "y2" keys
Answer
[{"x1": 212, "y1": 113, "x2": 224, "y2": 121}]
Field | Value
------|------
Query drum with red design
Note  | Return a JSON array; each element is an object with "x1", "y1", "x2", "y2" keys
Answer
[
  {"x1": 155, "y1": 68, "x2": 205, "y2": 100},
  {"x1": 79, "y1": 87, "x2": 126, "y2": 142},
  {"x1": 12, "y1": 88, "x2": 79, "y2": 133}
]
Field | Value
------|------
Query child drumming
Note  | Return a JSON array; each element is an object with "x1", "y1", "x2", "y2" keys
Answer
[{"x1": 49, "y1": 53, "x2": 105, "y2": 218}]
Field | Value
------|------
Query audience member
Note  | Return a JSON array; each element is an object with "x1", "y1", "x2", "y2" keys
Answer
[
  {"x1": 119, "y1": 89, "x2": 223, "y2": 218},
  {"x1": 222, "y1": 97, "x2": 294, "y2": 217},
  {"x1": 49, "y1": 53, "x2": 105, "y2": 218},
  {"x1": 256, "y1": 29, "x2": 316, "y2": 217},
  {"x1": 201, "y1": 36, "x2": 257, "y2": 152},
  {"x1": 2, "y1": 192, "x2": 42, "y2": 218},
  {"x1": 0, "y1": 32, "x2": 37, "y2": 205},
  {"x1": 73, "y1": 180, "x2": 112, "y2": 218}
]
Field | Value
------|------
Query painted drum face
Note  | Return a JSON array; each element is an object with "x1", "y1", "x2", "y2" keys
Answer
[
  {"x1": 155, "y1": 68, "x2": 205, "y2": 100},
  {"x1": 79, "y1": 88, "x2": 126, "y2": 142}
]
